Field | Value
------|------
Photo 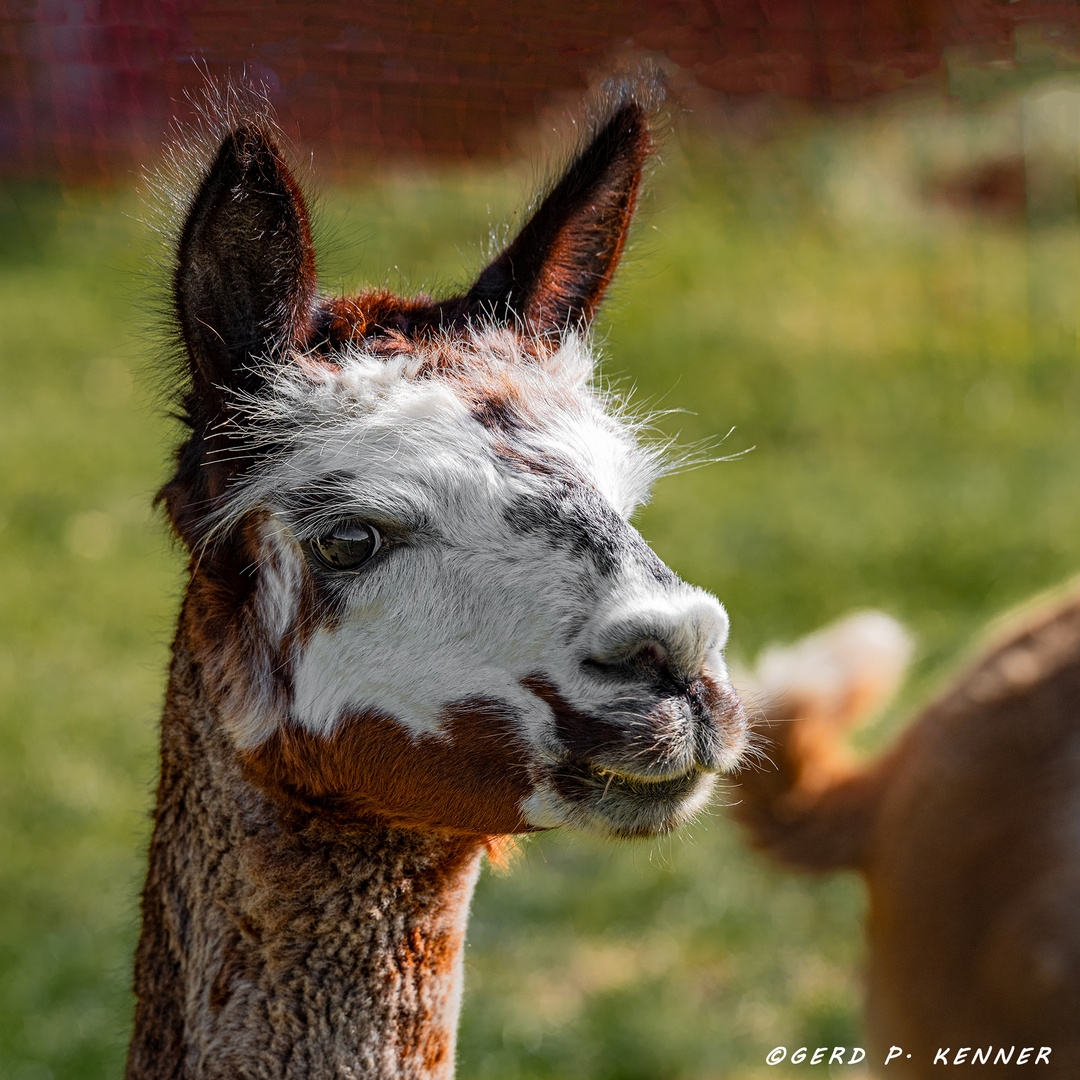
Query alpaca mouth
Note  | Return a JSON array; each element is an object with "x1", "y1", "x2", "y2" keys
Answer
[
  {"x1": 526, "y1": 757, "x2": 717, "y2": 838},
  {"x1": 581, "y1": 760, "x2": 704, "y2": 798},
  {"x1": 556, "y1": 756, "x2": 708, "y2": 803},
  {"x1": 518, "y1": 671, "x2": 743, "y2": 836}
]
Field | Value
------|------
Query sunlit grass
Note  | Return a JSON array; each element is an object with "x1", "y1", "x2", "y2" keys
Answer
[{"x1": 4, "y1": 93, "x2": 1080, "y2": 1078}]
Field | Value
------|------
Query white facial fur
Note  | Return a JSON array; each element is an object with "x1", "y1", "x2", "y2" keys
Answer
[{"x1": 207, "y1": 327, "x2": 737, "y2": 831}]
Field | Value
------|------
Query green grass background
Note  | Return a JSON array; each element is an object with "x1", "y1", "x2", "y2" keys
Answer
[{"x1": 4, "y1": 84, "x2": 1080, "y2": 1079}]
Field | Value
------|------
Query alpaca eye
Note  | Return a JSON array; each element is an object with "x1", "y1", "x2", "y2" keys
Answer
[{"x1": 306, "y1": 521, "x2": 381, "y2": 572}]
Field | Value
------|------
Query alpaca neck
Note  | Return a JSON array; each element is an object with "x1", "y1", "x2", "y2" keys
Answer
[{"x1": 126, "y1": 625, "x2": 483, "y2": 1080}]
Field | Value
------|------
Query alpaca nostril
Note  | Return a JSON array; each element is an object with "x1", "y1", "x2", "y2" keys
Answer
[
  {"x1": 624, "y1": 640, "x2": 677, "y2": 683},
  {"x1": 583, "y1": 593, "x2": 729, "y2": 688},
  {"x1": 584, "y1": 636, "x2": 681, "y2": 688}
]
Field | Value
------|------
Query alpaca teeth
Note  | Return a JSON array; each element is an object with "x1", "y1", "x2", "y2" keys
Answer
[{"x1": 590, "y1": 764, "x2": 695, "y2": 785}]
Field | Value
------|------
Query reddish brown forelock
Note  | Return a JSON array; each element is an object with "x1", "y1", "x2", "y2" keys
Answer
[
  {"x1": 239, "y1": 701, "x2": 536, "y2": 836},
  {"x1": 316, "y1": 290, "x2": 474, "y2": 355}
]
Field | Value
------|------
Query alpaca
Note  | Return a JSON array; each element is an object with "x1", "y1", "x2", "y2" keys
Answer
[
  {"x1": 735, "y1": 600, "x2": 1080, "y2": 1077},
  {"x1": 127, "y1": 78, "x2": 748, "y2": 1079}
]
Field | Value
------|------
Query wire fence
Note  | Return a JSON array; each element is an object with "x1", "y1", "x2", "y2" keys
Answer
[{"x1": 1, "y1": 0, "x2": 1070, "y2": 183}]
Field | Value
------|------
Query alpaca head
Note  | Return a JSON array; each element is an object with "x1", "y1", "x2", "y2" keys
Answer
[{"x1": 159, "y1": 81, "x2": 747, "y2": 841}]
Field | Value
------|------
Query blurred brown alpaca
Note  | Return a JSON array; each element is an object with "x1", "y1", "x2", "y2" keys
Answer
[{"x1": 735, "y1": 596, "x2": 1080, "y2": 1077}]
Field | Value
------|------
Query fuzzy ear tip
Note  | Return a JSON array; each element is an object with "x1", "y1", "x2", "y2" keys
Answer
[
  {"x1": 597, "y1": 63, "x2": 669, "y2": 122},
  {"x1": 219, "y1": 119, "x2": 284, "y2": 169}
]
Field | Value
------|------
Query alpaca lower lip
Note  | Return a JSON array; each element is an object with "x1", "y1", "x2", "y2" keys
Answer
[
  {"x1": 558, "y1": 758, "x2": 706, "y2": 803},
  {"x1": 520, "y1": 757, "x2": 720, "y2": 836},
  {"x1": 538, "y1": 760, "x2": 717, "y2": 838},
  {"x1": 590, "y1": 762, "x2": 700, "y2": 790}
]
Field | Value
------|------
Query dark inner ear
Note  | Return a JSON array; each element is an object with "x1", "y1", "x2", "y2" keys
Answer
[
  {"x1": 163, "y1": 123, "x2": 317, "y2": 548},
  {"x1": 465, "y1": 98, "x2": 654, "y2": 339},
  {"x1": 175, "y1": 122, "x2": 317, "y2": 421}
]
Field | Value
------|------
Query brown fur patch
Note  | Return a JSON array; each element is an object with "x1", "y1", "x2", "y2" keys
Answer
[
  {"x1": 181, "y1": 512, "x2": 322, "y2": 747},
  {"x1": 470, "y1": 388, "x2": 524, "y2": 432},
  {"x1": 318, "y1": 290, "x2": 446, "y2": 349},
  {"x1": 128, "y1": 634, "x2": 489, "y2": 1077},
  {"x1": 492, "y1": 441, "x2": 565, "y2": 477},
  {"x1": 522, "y1": 674, "x2": 627, "y2": 762},
  {"x1": 241, "y1": 700, "x2": 536, "y2": 835}
]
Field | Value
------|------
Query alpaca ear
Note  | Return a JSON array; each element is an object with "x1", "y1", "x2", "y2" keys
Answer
[
  {"x1": 465, "y1": 95, "x2": 656, "y2": 339},
  {"x1": 163, "y1": 123, "x2": 317, "y2": 547},
  {"x1": 174, "y1": 122, "x2": 317, "y2": 422}
]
